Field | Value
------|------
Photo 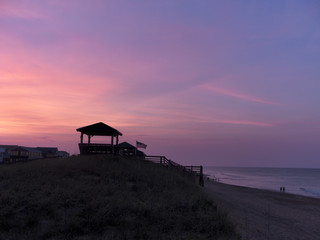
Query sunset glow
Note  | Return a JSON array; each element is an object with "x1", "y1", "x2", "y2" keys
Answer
[{"x1": 1, "y1": 0, "x2": 319, "y2": 167}]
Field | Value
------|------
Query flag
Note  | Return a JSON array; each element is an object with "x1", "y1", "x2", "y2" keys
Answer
[{"x1": 136, "y1": 141, "x2": 147, "y2": 149}]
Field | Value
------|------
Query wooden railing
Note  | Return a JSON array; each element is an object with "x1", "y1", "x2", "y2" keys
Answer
[
  {"x1": 79, "y1": 143, "x2": 114, "y2": 155},
  {"x1": 145, "y1": 155, "x2": 204, "y2": 186}
]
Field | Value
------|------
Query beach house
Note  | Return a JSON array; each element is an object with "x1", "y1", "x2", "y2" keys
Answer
[
  {"x1": 0, "y1": 147, "x2": 5, "y2": 163},
  {"x1": 10, "y1": 146, "x2": 42, "y2": 162},
  {"x1": 57, "y1": 151, "x2": 70, "y2": 158},
  {"x1": 118, "y1": 141, "x2": 146, "y2": 158},
  {"x1": 0, "y1": 145, "x2": 18, "y2": 163},
  {"x1": 36, "y1": 147, "x2": 58, "y2": 158}
]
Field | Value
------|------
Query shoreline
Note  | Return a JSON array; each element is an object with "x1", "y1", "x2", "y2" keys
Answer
[
  {"x1": 207, "y1": 177, "x2": 320, "y2": 200},
  {"x1": 204, "y1": 180, "x2": 320, "y2": 240},
  {"x1": 204, "y1": 166, "x2": 320, "y2": 199}
]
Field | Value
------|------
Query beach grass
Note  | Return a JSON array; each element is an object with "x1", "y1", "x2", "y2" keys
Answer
[{"x1": 0, "y1": 155, "x2": 239, "y2": 239}]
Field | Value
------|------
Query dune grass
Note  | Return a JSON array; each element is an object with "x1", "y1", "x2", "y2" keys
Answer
[{"x1": 0, "y1": 155, "x2": 239, "y2": 239}]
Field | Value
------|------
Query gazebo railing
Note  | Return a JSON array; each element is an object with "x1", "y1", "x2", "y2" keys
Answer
[{"x1": 78, "y1": 143, "x2": 115, "y2": 155}]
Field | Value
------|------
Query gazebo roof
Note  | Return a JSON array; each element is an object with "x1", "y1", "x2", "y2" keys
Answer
[{"x1": 76, "y1": 122, "x2": 123, "y2": 136}]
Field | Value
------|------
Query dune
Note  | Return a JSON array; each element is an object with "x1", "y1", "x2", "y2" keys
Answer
[{"x1": 0, "y1": 155, "x2": 239, "y2": 239}]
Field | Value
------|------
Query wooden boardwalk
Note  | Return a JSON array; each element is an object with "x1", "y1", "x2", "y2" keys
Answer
[{"x1": 145, "y1": 155, "x2": 204, "y2": 186}]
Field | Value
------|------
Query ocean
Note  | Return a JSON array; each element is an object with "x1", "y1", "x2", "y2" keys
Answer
[{"x1": 204, "y1": 167, "x2": 320, "y2": 198}]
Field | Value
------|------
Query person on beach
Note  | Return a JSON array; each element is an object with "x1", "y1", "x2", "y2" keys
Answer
[{"x1": 280, "y1": 187, "x2": 283, "y2": 192}]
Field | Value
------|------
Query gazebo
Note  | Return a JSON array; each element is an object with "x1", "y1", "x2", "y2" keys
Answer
[{"x1": 76, "y1": 122, "x2": 123, "y2": 155}]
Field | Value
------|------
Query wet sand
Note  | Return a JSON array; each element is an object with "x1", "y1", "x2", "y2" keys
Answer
[{"x1": 204, "y1": 180, "x2": 320, "y2": 240}]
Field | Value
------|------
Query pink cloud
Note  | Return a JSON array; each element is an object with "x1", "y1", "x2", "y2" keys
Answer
[
  {"x1": 201, "y1": 84, "x2": 280, "y2": 105},
  {"x1": 0, "y1": 54, "x2": 121, "y2": 139},
  {"x1": 129, "y1": 100, "x2": 275, "y2": 131},
  {"x1": 213, "y1": 119, "x2": 274, "y2": 127},
  {"x1": 0, "y1": 26, "x2": 148, "y2": 144}
]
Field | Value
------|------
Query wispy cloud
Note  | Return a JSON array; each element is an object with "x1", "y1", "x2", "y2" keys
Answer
[
  {"x1": 0, "y1": 2, "x2": 45, "y2": 19},
  {"x1": 212, "y1": 119, "x2": 274, "y2": 127},
  {"x1": 129, "y1": 100, "x2": 275, "y2": 129},
  {"x1": 201, "y1": 84, "x2": 280, "y2": 105}
]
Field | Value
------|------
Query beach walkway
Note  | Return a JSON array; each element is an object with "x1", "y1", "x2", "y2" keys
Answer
[{"x1": 205, "y1": 180, "x2": 320, "y2": 240}]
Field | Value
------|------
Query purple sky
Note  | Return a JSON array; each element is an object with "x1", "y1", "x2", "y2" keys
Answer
[{"x1": 1, "y1": 0, "x2": 320, "y2": 167}]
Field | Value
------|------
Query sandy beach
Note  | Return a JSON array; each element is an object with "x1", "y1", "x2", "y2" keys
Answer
[{"x1": 205, "y1": 180, "x2": 320, "y2": 240}]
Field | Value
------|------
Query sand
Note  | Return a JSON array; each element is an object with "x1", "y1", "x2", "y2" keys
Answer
[{"x1": 204, "y1": 180, "x2": 320, "y2": 240}]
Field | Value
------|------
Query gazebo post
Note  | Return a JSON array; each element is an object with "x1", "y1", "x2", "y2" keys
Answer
[
  {"x1": 111, "y1": 135, "x2": 114, "y2": 154},
  {"x1": 88, "y1": 135, "x2": 91, "y2": 144},
  {"x1": 80, "y1": 133, "x2": 83, "y2": 144},
  {"x1": 116, "y1": 135, "x2": 119, "y2": 154}
]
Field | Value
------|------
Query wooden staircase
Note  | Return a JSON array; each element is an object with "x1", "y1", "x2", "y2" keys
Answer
[{"x1": 145, "y1": 155, "x2": 204, "y2": 186}]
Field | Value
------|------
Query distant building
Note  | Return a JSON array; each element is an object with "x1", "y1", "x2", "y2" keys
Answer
[
  {"x1": 0, "y1": 147, "x2": 5, "y2": 163},
  {"x1": 57, "y1": 151, "x2": 69, "y2": 158},
  {"x1": 10, "y1": 146, "x2": 42, "y2": 162},
  {"x1": 36, "y1": 147, "x2": 58, "y2": 158},
  {"x1": 0, "y1": 145, "x2": 18, "y2": 163},
  {"x1": 0, "y1": 145, "x2": 69, "y2": 163}
]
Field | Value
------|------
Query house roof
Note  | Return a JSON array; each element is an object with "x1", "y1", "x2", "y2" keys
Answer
[
  {"x1": 118, "y1": 142, "x2": 146, "y2": 156},
  {"x1": 0, "y1": 145, "x2": 19, "y2": 152},
  {"x1": 76, "y1": 122, "x2": 123, "y2": 136},
  {"x1": 118, "y1": 142, "x2": 136, "y2": 149},
  {"x1": 36, "y1": 147, "x2": 58, "y2": 154},
  {"x1": 12, "y1": 146, "x2": 42, "y2": 153}
]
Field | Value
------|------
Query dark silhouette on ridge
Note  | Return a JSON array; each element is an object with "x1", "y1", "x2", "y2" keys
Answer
[{"x1": 77, "y1": 122, "x2": 122, "y2": 155}]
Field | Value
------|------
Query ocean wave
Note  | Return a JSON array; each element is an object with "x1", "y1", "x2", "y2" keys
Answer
[
  {"x1": 205, "y1": 167, "x2": 320, "y2": 199},
  {"x1": 221, "y1": 173, "x2": 245, "y2": 179},
  {"x1": 299, "y1": 187, "x2": 320, "y2": 197}
]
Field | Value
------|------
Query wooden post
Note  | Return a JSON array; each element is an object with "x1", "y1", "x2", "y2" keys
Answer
[
  {"x1": 199, "y1": 166, "x2": 204, "y2": 187},
  {"x1": 115, "y1": 135, "x2": 119, "y2": 155},
  {"x1": 111, "y1": 135, "x2": 114, "y2": 154},
  {"x1": 80, "y1": 133, "x2": 83, "y2": 144},
  {"x1": 88, "y1": 135, "x2": 91, "y2": 144}
]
